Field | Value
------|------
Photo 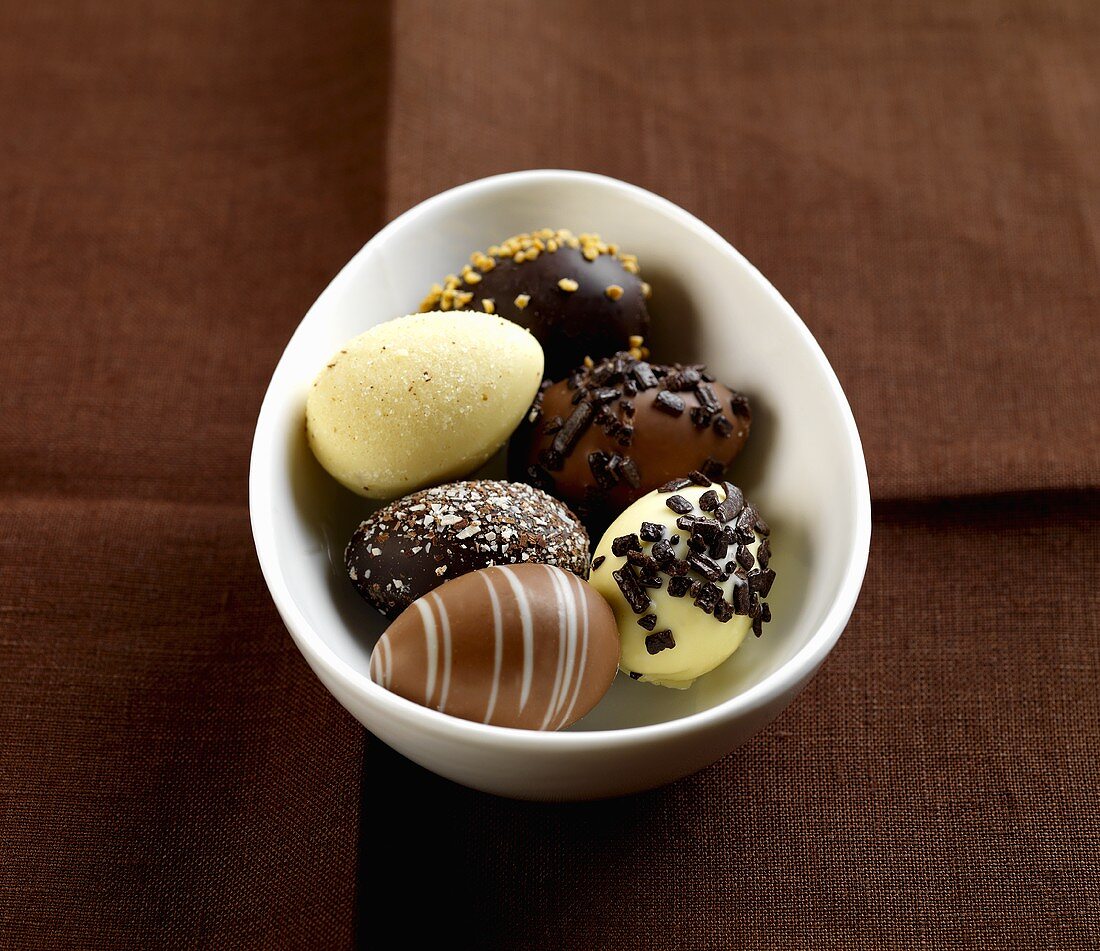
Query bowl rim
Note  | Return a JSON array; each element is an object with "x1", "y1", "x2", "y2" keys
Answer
[{"x1": 250, "y1": 168, "x2": 872, "y2": 749}]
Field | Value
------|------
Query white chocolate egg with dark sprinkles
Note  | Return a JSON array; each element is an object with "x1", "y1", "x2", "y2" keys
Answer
[
  {"x1": 306, "y1": 311, "x2": 543, "y2": 499},
  {"x1": 346, "y1": 480, "x2": 590, "y2": 619},
  {"x1": 590, "y1": 477, "x2": 773, "y2": 689},
  {"x1": 370, "y1": 564, "x2": 620, "y2": 731}
]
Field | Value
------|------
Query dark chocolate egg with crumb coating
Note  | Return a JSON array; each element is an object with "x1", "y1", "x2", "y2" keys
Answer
[
  {"x1": 509, "y1": 351, "x2": 751, "y2": 531},
  {"x1": 369, "y1": 563, "x2": 620, "y2": 730},
  {"x1": 346, "y1": 480, "x2": 590, "y2": 619},
  {"x1": 419, "y1": 228, "x2": 650, "y2": 380}
]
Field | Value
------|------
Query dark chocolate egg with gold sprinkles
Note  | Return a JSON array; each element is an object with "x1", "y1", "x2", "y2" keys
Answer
[
  {"x1": 346, "y1": 480, "x2": 590, "y2": 619},
  {"x1": 509, "y1": 350, "x2": 751, "y2": 531},
  {"x1": 419, "y1": 228, "x2": 650, "y2": 380},
  {"x1": 369, "y1": 563, "x2": 620, "y2": 730}
]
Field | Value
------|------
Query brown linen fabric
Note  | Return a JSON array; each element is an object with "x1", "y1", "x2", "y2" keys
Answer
[
  {"x1": 0, "y1": 1, "x2": 389, "y2": 946},
  {"x1": 1, "y1": 1, "x2": 1098, "y2": 949}
]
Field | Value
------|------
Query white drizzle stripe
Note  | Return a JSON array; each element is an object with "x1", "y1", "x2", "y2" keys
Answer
[
  {"x1": 416, "y1": 599, "x2": 439, "y2": 707},
  {"x1": 497, "y1": 566, "x2": 534, "y2": 712},
  {"x1": 481, "y1": 571, "x2": 505, "y2": 724},
  {"x1": 558, "y1": 572, "x2": 591, "y2": 729},
  {"x1": 539, "y1": 565, "x2": 568, "y2": 731},
  {"x1": 431, "y1": 591, "x2": 453, "y2": 714},
  {"x1": 553, "y1": 569, "x2": 579, "y2": 722}
]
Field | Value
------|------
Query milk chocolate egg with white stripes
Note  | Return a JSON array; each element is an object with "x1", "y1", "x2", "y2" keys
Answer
[{"x1": 369, "y1": 564, "x2": 620, "y2": 731}]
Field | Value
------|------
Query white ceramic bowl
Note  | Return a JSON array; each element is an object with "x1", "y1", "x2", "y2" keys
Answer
[{"x1": 250, "y1": 170, "x2": 870, "y2": 800}]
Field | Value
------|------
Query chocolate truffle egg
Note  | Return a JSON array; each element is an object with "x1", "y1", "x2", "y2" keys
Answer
[
  {"x1": 346, "y1": 480, "x2": 590, "y2": 619},
  {"x1": 306, "y1": 311, "x2": 543, "y2": 499},
  {"x1": 369, "y1": 563, "x2": 620, "y2": 730},
  {"x1": 510, "y1": 351, "x2": 751, "y2": 530},
  {"x1": 419, "y1": 229, "x2": 650, "y2": 380},
  {"x1": 589, "y1": 476, "x2": 774, "y2": 689}
]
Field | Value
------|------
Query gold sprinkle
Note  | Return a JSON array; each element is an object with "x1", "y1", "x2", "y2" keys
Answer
[
  {"x1": 558, "y1": 278, "x2": 579, "y2": 292},
  {"x1": 481, "y1": 298, "x2": 495, "y2": 314},
  {"x1": 514, "y1": 294, "x2": 530, "y2": 309},
  {"x1": 513, "y1": 251, "x2": 525, "y2": 264},
  {"x1": 629, "y1": 335, "x2": 644, "y2": 348},
  {"x1": 605, "y1": 284, "x2": 624, "y2": 301},
  {"x1": 641, "y1": 281, "x2": 652, "y2": 299},
  {"x1": 464, "y1": 270, "x2": 482, "y2": 284},
  {"x1": 454, "y1": 290, "x2": 474, "y2": 308},
  {"x1": 582, "y1": 247, "x2": 599, "y2": 261},
  {"x1": 621, "y1": 260, "x2": 640, "y2": 274},
  {"x1": 583, "y1": 355, "x2": 594, "y2": 368},
  {"x1": 546, "y1": 239, "x2": 558, "y2": 252},
  {"x1": 524, "y1": 247, "x2": 540, "y2": 261}
]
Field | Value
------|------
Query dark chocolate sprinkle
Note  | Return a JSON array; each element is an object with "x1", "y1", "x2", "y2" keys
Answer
[
  {"x1": 552, "y1": 401, "x2": 594, "y2": 455},
  {"x1": 714, "y1": 599, "x2": 735, "y2": 623},
  {"x1": 589, "y1": 387, "x2": 620, "y2": 404},
  {"x1": 760, "y1": 602, "x2": 772, "y2": 623},
  {"x1": 638, "y1": 613, "x2": 658, "y2": 631},
  {"x1": 693, "y1": 582, "x2": 722, "y2": 614},
  {"x1": 645, "y1": 629, "x2": 676, "y2": 654},
  {"x1": 588, "y1": 450, "x2": 621, "y2": 490},
  {"x1": 667, "y1": 576, "x2": 691, "y2": 598},
  {"x1": 701, "y1": 457, "x2": 726, "y2": 481},
  {"x1": 698, "y1": 489, "x2": 719, "y2": 511},
  {"x1": 626, "y1": 550, "x2": 659, "y2": 574},
  {"x1": 591, "y1": 555, "x2": 606, "y2": 571},
  {"x1": 619, "y1": 456, "x2": 642, "y2": 488},
  {"x1": 734, "y1": 582, "x2": 751, "y2": 615},
  {"x1": 687, "y1": 470, "x2": 711, "y2": 486},
  {"x1": 691, "y1": 520, "x2": 719, "y2": 543},
  {"x1": 541, "y1": 415, "x2": 564, "y2": 435},
  {"x1": 754, "y1": 516, "x2": 771, "y2": 537},
  {"x1": 690, "y1": 406, "x2": 715, "y2": 428},
  {"x1": 651, "y1": 539, "x2": 676, "y2": 565},
  {"x1": 611, "y1": 533, "x2": 642, "y2": 557},
  {"x1": 757, "y1": 537, "x2": 771, "y2": 569},
  {"x1": 708, "y1": 536, "x2": 729, "y2": 560},
  {"x1": 715, "y1": 483, "x2": 745, "y2": 523},
  {"x1": 713, "y1": 414, "x2": 734, "y2": 438},
  {"x1": 628, "y1": 671, "x2": 643, "y2": 680},
  {"x1": 658, "y1": 478, "x2": 692, "y2": 493},
  {"x1": 633, "y1": 362, "x2": 659, "y2": 390},
  {"x1": 665, "y1": 558, "x2": 690, "y2": 576},
  {"x1": 730, "y1": 392, "x2": 751, "y2": 418},
  {"x1": 687, "y1": 553, "x2": 723, "y2": 581},
  {"x1": 640, "y1": 574, "x2": 663, "y2": 589},
  {"x1": 759, "y1": 568, "x2": 776, "y2": 598},
  {"x1": 695, "y1": 383, "x2": 722, "y2": 415},
  {"x1": 752, "y1": 615, "x2": 763, "y2": 637},
  {"x1": 639, "y1": 521, "x2": 665, "y2": 542},
  {"x1": 665, "y1": 495, "x2": 693, "y2": 515},
  {"x1": 654, "y1": 390, "x2": 685, "y2": 416},
  {"x1": 736, "y1": 545, "x2": 755, "y2": 570},
  {"x1": 612, "y1": 565, "x2": 651, "y2": 615},
  {"x1": 676, "y1": 515, "x2": 698, "y2": 532},
  {"x1": 687, "y1": 534, "x2": 708, "y2": 554}
]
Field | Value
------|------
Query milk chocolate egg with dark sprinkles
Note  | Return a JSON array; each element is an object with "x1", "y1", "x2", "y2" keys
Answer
[
  {"x1": 346, "y1": 480, "x2": 590, "y2": 619},
  {"x1": 509, "y1": 351, "x2": 751, "y2": 531},
  {"x1": 369, "y1": 564, "x2": 620, "y2": 730},
  {"x1": 419, "y1": 228, "x2": 650, "y2": 380}
]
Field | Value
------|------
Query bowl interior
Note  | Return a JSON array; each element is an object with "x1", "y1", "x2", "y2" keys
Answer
[{"x1": 259, "y1": 171, "x2": 865, "y2": 731}]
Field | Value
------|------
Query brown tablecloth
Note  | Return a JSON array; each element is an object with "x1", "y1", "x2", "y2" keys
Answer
[{"x1": 2, "y1": 1, "x2": 1097, "y2": 947}]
